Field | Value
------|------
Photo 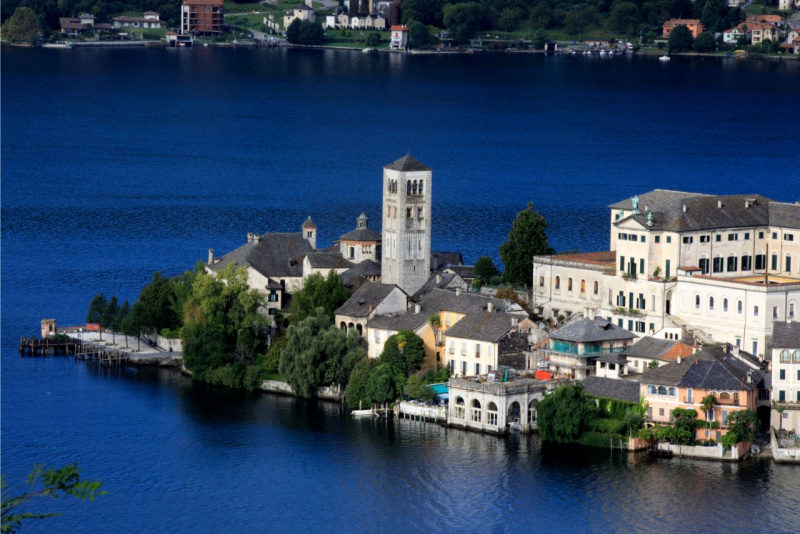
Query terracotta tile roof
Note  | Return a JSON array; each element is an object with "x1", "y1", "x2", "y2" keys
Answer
[
  {"x1": 390, "y1": 25, "x2": 409, "y2": 31},
  {"x1": 547, "y1": 251, "x2": 616, "y2": 265}
]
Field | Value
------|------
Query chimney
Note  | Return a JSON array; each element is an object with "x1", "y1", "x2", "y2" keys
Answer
[
  {"x1": 717, "y1": 200, "x2": 723, "y2": 208},
  {"x1": 511, "y1": 317, "x2": 518, "y2": 328},
  {"x1": 247, "y1": 232, "x2": 253, "y2": 243},
  {"x1": 677, "y1": 355, "x2": 682, "y2": 365},
  {"x1": 683, "y1": 204, "x2": 687, "y2": 213},
  {"x1": 487, "y1": 302, "x2": 494, "y2": 313},
  {"x1": 745, "y1": 200, "x2": 750, "y2": 209},
  {"x1": 208, "y1": 248, "x2": 214, "y2": 265},
  {"x1": 455, "y1": 288, "x2": 462, "y2": 297},
  {"x1": 435, "y1": 274, "x2": 442, "y2": 284},
  {"x1": 746, "y1": 370, "x2": 753, "y2": 384},
  {"x1": 414, "y1": 303, "x2": 421, "y2": 314},
  {"x1": 253, "y1": 234, "x2": 260, "y2": 244}
]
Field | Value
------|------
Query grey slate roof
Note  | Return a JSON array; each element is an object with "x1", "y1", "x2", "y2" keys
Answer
[
  {"x1": 384, "y1": 154, "x2": 430, "y2": 172},
  {"x1": 340, "y1": 228, "x2": 381, "y2": 242},
  {"x1": 769, "y1": 202, "x2": 800, "y2": 229},
  {"x1": 621, "y1": 337, "x2": 681, "y2": 360},
  {"x1": 445, "y1": 311, "x2": 517, "y2": 343},
  {"x1": 412, "y1": 272, "x2": 462, "y2": 300},
  {"x1": 771, "y1": 321, "x2": 800, "y2": 349},
  {"x1": 209, "y1": 233, "x2": 311, "y2": 279},
  {"x1": 305, "y1": 246, "x2": 353, "y2": 269},
  {"x1": 446, "y1": 265, "x2": 476, "y2": 280},
  {"x1": 640, "y1": 345, "x2": 760, "y2": 391},
  {"x1": 367, "y1": 288, "x2": 505, "y2": 333},
  {"x1": 335, "y1": 282, "x2": 402, "y2": 318},
  {"x1": 549, "y1": 317, "x2": 637, "y2": 344},
  {"x1": 609, "y1": 189, "x2": 711, "y2": 211},
  {"x1": 302, "y1": 216, "x2": 317, "y2": 229},
  {"x1": 596, "y1": 353, "x2": 628, "y2": 365},
  {"x1": 581, "y1": 376, "x2": 641, "y2": 403},
  {"x1": 617, "y1": 194, "x2": 771, "y2": 232},
  {"x1": 431, "y1": 252, "x2": 463, "y2": 271}
]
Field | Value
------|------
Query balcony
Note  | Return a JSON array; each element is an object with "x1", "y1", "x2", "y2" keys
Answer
[{"x1": 773, "y1": 400, "x2": 800, "y2": 411}]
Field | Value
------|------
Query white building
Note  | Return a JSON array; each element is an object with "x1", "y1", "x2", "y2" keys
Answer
[
  {"x1": 771, "y1": 321, "x2": 800, "y2": 433},
  {"x1": 532, "y1": 191, "x2": 800, "y2": 358},
  {"x1": 389, "y1": 24, "x2": 408, "y2": 49},
  {"x1": 284, "y1": 4, "x2": 316, "y2": 29}
]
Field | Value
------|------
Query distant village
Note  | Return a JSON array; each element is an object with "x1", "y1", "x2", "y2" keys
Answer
[{"x1": 195, "y1": 153, "x2": 800, "y2": 462}]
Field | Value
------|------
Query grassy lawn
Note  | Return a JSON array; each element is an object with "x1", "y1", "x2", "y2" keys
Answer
[{"x1": 324, "y1": 29, "x2": 391, "y2": 48}]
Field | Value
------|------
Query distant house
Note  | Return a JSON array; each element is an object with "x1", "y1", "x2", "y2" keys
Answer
[
  {"x1": 112, "y1": 13, "x2": 165, "y2": 29},
  {"x1": 745, "y1": 14, "x2": 783, "y2": 27},
  {"x1": 662, "y1": 19, "x2": 704, "y2": 39},
  {"x1": 736, "y1": 21, "x2": 778, "y2": 44},
  {"x1": 59, "y1": 18, "x2": 90, "y2": 37},
  {"x1": 619, "y1": 337, "x2": 695, "y2": 374},
  {"x1": 778, "y1": 0, "x2": 800, "y2": 9},
  {"x1": 723, "y1": 26, "x2": 745, "y2": 44},
  {"x1": 284, "y1": 4, "x2": 315, "y2": 29},
  {"x1": 181, "y1": 0, "x2": 224, "y2": 36},
  {"x1": 537, "y1": 316, "x2": 637, "y2": 380},
  {"x1": 334, "y1": 282, "x2": 407, "y2": 337},
  {"x1": 640, "y1": 345, "x2": 765, "y2": 441},
  {"x1": 771, "y1": 320, "x2": 800, "y2": 433},
  {"x1": 389, "y1": 25, "x2": 408, "y2": 49}
]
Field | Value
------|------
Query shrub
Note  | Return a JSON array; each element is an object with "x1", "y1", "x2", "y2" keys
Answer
[
  {"x1": 592, "y1": 418, "x2": 626, "y2": 435},
  {"x1": 579, "y1": 432, "x2": 627, "y2": 449}
]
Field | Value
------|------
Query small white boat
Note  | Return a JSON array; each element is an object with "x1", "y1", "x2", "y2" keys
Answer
[
  {"x1": 362, "y1": 48, "x2": 375, "y2": 53},
  {"x1": 351, "y1": 409, "x2": 373, "y2": 417},
  {"x1": 659, "y1": 55, "x2": 670, "y2": 61}
]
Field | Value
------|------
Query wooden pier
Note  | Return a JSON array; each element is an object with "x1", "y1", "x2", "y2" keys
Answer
[{"x1": 19, "y1": 336, "x2": 129, "y2": 365}]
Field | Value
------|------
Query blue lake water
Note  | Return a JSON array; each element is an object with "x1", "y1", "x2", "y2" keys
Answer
[{"x1": 2, "y1": 46, "x2": 800, "y2": 532}]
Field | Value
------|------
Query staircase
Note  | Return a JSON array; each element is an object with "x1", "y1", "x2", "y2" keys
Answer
[{"x1": 665, "y1": 315, "x2": 713, "y2": 346}]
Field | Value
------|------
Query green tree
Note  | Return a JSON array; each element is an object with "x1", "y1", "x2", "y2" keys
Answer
[
  {"x1": 531, "y1": 28, "x2": 547, "y2": 50},
  {"x1": 474, "y1": 256, "x2": 499, "y2": 282},
  {"x1": 497, "y1": 8, "x2": 521, "y2": 31},
  {"x1": 722, "y1": 409, "x2": 758, "y2": 446},
  {"x1": 113, "y1": 301, "x2": 131, "y2": 349},
  {"x1": 404, "y1": 374, "x2": 436, "y2": 401},
  {"x1": 668, "y1": 24, "x2": 694, "y2": 52},
  {"x1": 366, "y1": 31, "x2": 381, "y2": 46},
  {"x1": 1, "y1": 7, "x2": 40, "y2": 43},
  {"x1": 671, "y1": 408, "x2": 698, "y2": 444},
  {"x1": 693, "y1": 31, "x2": 716, "y2": 52},
  {"x1": 443, "y1": 2, "x2": 484, "y2": 45},
  {"x1": 86, "y1": 292, "x2": 107, "y2": 340},
  {"x1": 1, "y1": 463, "x2": 105, "y2": 533},
  {"x1": 137, "y1": 272, "x2": 180, "y2": 334},
  {"x1": 365, "y1": 363, "x2": 403, "y2": 404},
  {"x1": 345, "y1": 357, "x2": 378, "y2": 408},
  {"x1": 408, "y1": 20, "x2": 430, "y2": 48},
  {"x1": 289, "y1": 271, "x2": 350, "y2": 323},
  {"x1": 120, "y1": 301, "x2": 145, "y2": 351},
  {"x1": 647, "y1": 360, "x2": 659, "y2": 369},
  {"x1": 286, "y1": 18, "x2": 302, "y2": 44},
  {"x1": 380, "y1": 330, "x2": 426, "y2": 376},
  {"x1": 298, "y1": 20, "x2": 325, "y2": 45},
  {"x1": 401, "y1": 0, "x2": 443, "y2": 26},
  {"x1": 700, "y1": 394, "x2": 717, "y2": 420},
  {"x1": 279, "y1": 309, "x2": 365, "y2": 398},
  {"x1": 537, "y1": 384, "x2": 598, "y2": 443},
  {"x1": 564, "y1": 6, "x2": 601, "y2": 36},
  {"x1": 608, "y1": 2, "x2": 640, "y2": 36},
  {"x1": 101, "y1": 296, "x2": 119, "y2": 345},
  {"x1": 499, "y1": 202, "x2": 554, "y2": 288}
]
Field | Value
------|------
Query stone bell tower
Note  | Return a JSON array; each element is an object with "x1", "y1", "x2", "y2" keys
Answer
[{"x1": 381, "y1": 154, "x2": 432, "y2": 296}]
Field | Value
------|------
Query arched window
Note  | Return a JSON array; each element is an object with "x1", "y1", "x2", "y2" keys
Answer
[
  {"x1": 470, "y1": 399, "x2": 482, "y2": 423},
  {"x1": 406, "y1": 207, "x2": 412, "y2": 219},
  {"x1": 719, "y1": 392, "x2": 731, "y2": 402},
  {"x1": 658, "y1": 386, "x2": 667, "y2": 396},
  {"x1": 407, "y1": 181, "x2": 411, "y2": 195},
  {"x1": 790, "y1": 301, "x2": 796, "y2": 318},
  {"x1": 741, "y1": 253, "x2": 752, "y2": 271},
  {"x1": 417, "y1": 207, "x2": 423, "y2": 219},
  {"x1": 555, "y1": 276, "x2": 560, "y2": 290},
  {"x1": 772, "y1": 253, "x2": 778, "y2": 271},
  {"x1": 668, "y1": 387, "x2": 677, "y2": 397},
  {"x1": 340, "y1": 322, "x2": 347, "y2": 331},
  {"x1": 647, "y1": 385, "x2": 657, "y2": 395},
  {"x1": 487, "y1": 402, "x2": 498, "y2": 425},
  {"x1": 755, "y1": 252, "x2": 766, "y2": 270},
  {"x1": 454, "y1": 397, "x2": 465, "y2": 419},
  {"x1": 580, "y1": 280, "x2": 586, "y2": 293},
  {"x1": 709, "y1": 296, "x2": 715, "y2": 311},
  {"x1": 780, "y1": 350, "x2": 791, "y2": 363},
  {"x1": 737, "y1": 300, "x2": 743, "y2": 315},
  {"x1": 412, "y1": 181, "x2": 418, "y2": 195},
  {"x1": 794, "y1": 350, "x2": 800, "y2": 363},
  {"x1": 593, "y1": 281, "x2": 599, "y2": 295},
  {"x1": 695, "y1": 295, "x2": 701, "y2": 309},
  {"x1": 699, "y1": 256, "x2": 709, "y2": 274},
  {"x1": 528, "y1": 400, "x2": 537, "y2": 423},
  {"x1": 419, "y1": 179, "x2": 423, "y2": 192},
  {"x1": 356, "y1": 324, "x2": 363, "y2": 335},
  {"x1": 786, "y1": 254, "x2": 793, "y2": 273},
  {"x1": 723, "y1": 298, "x2": 729, "y2": 313},
  {"x1": 568, "y1": 278, "x2": 573, "y2": 291},
  {"x1": 727, "y1": 255, "x2": 738, "y2": 272}
]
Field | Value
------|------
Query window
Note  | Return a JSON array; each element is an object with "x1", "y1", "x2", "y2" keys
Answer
[
  {"x1": 715, "y1": 235, "x2": 721, "y2": 242},
  {"x1": 780, "y1": 369, "x2": 786, "y2": 380},
  {"x1": 772, "y1": 232, "x2": 778, "y2": 239},
  {"x1": 374, "y1": 331, "x2": 381, "y2": 343},
  {"x1": 658, "y1": 386, "x2": 667, "y2": 396},
  {"x1": 406, "y1": 181, "x2": 411, "y2": 195},
  {"x1": 470, "y1": 399, "x2": 481, "y2": 422},
  {"x1": 752, "y1": 340, "x2": 758, "y2": 355},
  {"x1": 754, "y1": 306, "x2": 759, "y2": 317},
  {"x1": 786, "y1": 233, "x2": 795, "y2": 241},
  {"x1": 779, "y1": 350, "x2": 790, "y2": 363},
  {"x1": 628, "y1": 320, "x2": 633, "y2": 331},
  {"x1": 580, "y1": 280, "x2": 586, "y2": 293},
  {"x1": 695, "y1": 295, "x2": 701, "y2": 309},
  {"x1": 700, "y1": 235, "x2": 710, "y2": 243},
  {"x1": 723, "y1": 298, "x2": 728, "y2": 313},
  {"x1": 728, "y1": 233, "x2": 738, "y2": 241},
  {"x1": 683, "y1": 236, "x2": 693, "y2": 244},
  {"x1": 349, "y1": 247, "x2": 355, "y2": 259},
  {"x1": 758, "y1": 231, "x2": 764, "y2": 239},
  {"x1": 779, "y1": 391, "x2": 786, "y2": 402},
  {"x1": 655, "y1": 236, "x2": 661, "y2": 243},
  {"x1": 539, "y1": 276, "x2": 544, "y2": 287},
  {"x1": 640, "y1": 258, "x2": 645, "y2": 274},
  {"x1": 709, "y1": 297, "x2": 715, "y2": 311},
  {"x1": 619, "y1": 255, "x2": 625, "y2": 272},
  {"x1": 727, "y1": 256, "x2": 737, "y2": 272},
  {"x1": 773, "y1": 306, "x2": 779, "y2": 319},
  {"x1": 461, "y1": 342, "x2": 467, "y2": 356},
  {"x1": 713, "y1": 257, "x2": 723, "y2": 273},
  {"x1": 795, "y1": 351, "x2": 800, "y2": 362},
  {"x1": 453, "y1": 397, "x2": 465, "y2": 419},
  {"x1": 486, "y1": 402, "x2": 497, "y2": 425},
  {"x1": 406, "y1": 207, "x2": 412, "y2": 218},
  {"x1": 737, "y1": 300, "x2": 743, "y2": 315},
  {"x1": 475, "y1": 363, "x2": 481, "y2": 375},
  {"x1": 755, "y1": 254, "x2": 766, "y2": 270},
  {"x1": 741, "y1": 255, "x2": 752, "y2": 271},
  {"x1": 641, "y1": 235, "x2": 646, "y2": 242},
  {"x1": 593, "y1": 281, "x2": 599, "y2": 295},
  {"x1": 772, "y1": 254, "x2": 778, "y2": 271},
  {"x1": 475, "y1": 344, "x2": 481, "y2": 358},
  {"x1": 666, "y1": 236, "x2": 672, "y2": 244},
  {"x1": 568, "y1": 278, "x2": 573, "y2": 291},
  {"x1": 744, "y1": 232, "x2": 750, "y2": 240},
  {"x1": 786, "y1": 255, "x2": 792, "y2": 272},
  {"x1": 790, "y1": 302, "x2": 795, "y2": 318},
  {"x1": 699, "y1": 257, "x2": 709, "y2": 274},
  {"x1": 555, "y1": 276, "x2": 560, "y2": 290},
  {"x1": 637, "y1": 293, "x2": 645, "y2": 309}
]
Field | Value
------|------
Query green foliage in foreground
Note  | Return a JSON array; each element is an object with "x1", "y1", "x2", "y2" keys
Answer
[
  {"x1": 499, "y1": 202, "x2": 554, "y2": 288},
  {"x1": 537, "y1": 385, "x2": 598, "y2": 443},
  {"x1": 1, "y1": 7, "x2": 40, "y2": 43},
  {"x1": 288, "y1": 271, "x2": 350, "y2": 324},
  {"x1": 578, "y1": 431, "x2": 627, "y2": 449},
  {"x1": 404, "y1": 375, "x2": 436, "y2": 402},
  {"x1": 2, "y1": 464, "x2": 105, "y2": 533}
]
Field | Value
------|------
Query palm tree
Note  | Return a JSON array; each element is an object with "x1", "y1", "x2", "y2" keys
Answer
[
  {"x1": 700, "y1": 394, "x2": 717, "y2": 422},
  {"x1": 776, "y1": 405, "x2": 785, "y2": 432}
]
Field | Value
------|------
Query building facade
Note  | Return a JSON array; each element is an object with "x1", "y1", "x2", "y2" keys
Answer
[
  {"x1": 181, "y1": 0, "x2": 224, "y2": 36},
  {"x1": 771, "y1": 321, "x2": 800, "y2": 433}
]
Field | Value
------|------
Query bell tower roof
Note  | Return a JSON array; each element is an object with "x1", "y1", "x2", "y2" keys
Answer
[
  {"x1": 383, "y1": 154, "x2": 430, "y2": 172},
  {"x1": 302, "y1": 216, "x2": 317, "y2": 229}
]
